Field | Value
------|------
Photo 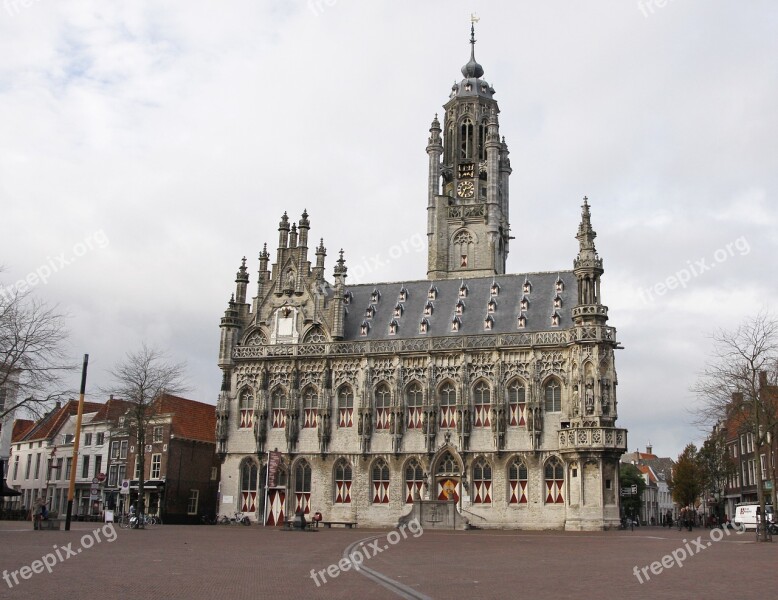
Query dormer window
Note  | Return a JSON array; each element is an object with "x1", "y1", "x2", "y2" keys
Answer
[
  {"x1": 523, "y1": 279, "x2": 532, "y2": 294},
  {"x1": 419, "y1": 318, "x2": 429, "y2": 334},
  {"x1": 520, "y1": 296, "x2": 529, "y2": 312},
  {"x1": 389, "y1": 320, "x2": 399, "y2": 335},
  {"x1": 484, "y1": 315, "x2": 494, "y2": 331},
  {"x1": 455, "y1": 299, "x2": 465, "y2": 315},
  {"x1": 370, "y1": 289, "x2": 381, "y2": 303},
  {"x1": 553, "y1": 295, "x2": 562, "y2": 309},
  {"x1": 360, "y1": 321, "x2": 370, "y2": 336},
  {"x1": 343, "y1": 291, "x2": 353, "y2": 305},
  {"x1": 464, "y1": 82, "x2": 472, "y2": 92},
  {"x1": 488, "y1": 299, "x2": 497, "y2": 314},
  {"x1": 428, "y1": 286, "x2": 438, "y2": 300},
  {"x1": 423, "y1": 301, "x2": 434, "y2": 316},
  {"x1": 451, "y1": 316, "x2": 461, "y2": 332},
  {"x1": 459, "y1": 284, "x2": 468, "y2": 298},
  {"x1": 551, "y1": 312, "x2": 560, "y2": 327},
  {"x1": 490, "y1": 282, "x2": 500, "y2": 296},
  {"x1": 398, "y1": 287, "x2": 408, "y2": 302},
  {"x1": 555, "y1": 278, "x2": 564, "y2": 293},
  {"x1": 365, "y1": 305, "x2": 375, "y2": 318},
  {"x1": 517, "y1": 314, "x2": 526, "y2": 329},
  {"x1": 393, "y1": 303, "x2": 404, "y2": 318}
]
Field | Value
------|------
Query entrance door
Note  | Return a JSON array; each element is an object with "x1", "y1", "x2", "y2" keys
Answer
[
  {"x1": 266, "y1": 488, "x2": 286, "y2": 526},
  {"x1": 435, "y1": 451, "x2": 462, "y2": 502}
]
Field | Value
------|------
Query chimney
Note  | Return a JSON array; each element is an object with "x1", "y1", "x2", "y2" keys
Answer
[{"x1": 646, "y1": 445, "x2": 653, "y2": 455}]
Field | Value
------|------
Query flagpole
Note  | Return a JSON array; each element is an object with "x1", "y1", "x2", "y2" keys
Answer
[{"x1": 65, "y1": 354, "x2": 89, "y2": 531}]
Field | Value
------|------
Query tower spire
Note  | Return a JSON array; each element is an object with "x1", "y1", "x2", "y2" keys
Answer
[{"x1": 462, "y1": 15, "x2": 484, "y2": 79}]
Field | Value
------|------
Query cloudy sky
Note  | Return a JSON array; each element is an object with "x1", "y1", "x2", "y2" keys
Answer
[{"x1": 2, "y1": 1, "x2": 776, "y2": 459}]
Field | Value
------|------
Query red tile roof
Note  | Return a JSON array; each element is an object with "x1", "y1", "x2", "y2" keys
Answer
[
  {"x1": 92, "y1": 397, "x2": 134, "y2": 423},
  {"x1": 154, "y1": 394, "x2": 215, "y2": 443},
  {"x1": 11, "y1": 420, "x2": 34, "y2": 442},
  {"x1": 23, "y1": 400, "x2": 103, "y2": 442}
]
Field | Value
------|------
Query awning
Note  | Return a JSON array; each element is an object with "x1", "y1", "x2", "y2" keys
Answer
[
  {"x1": 129, "y1": 479, "x2": 166, "y2": 490},
  {"x1": 1, "y1": 479, "x2": 21, "y2": 497}
]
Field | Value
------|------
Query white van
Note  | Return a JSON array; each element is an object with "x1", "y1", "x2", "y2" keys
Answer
[{"x1": 733, "y1": 503, "x2": 774, "y2": 530}]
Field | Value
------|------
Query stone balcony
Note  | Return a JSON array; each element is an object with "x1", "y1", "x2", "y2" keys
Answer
[{"x1": 557, "y1": 427, "x2": 627, "y2": 454}]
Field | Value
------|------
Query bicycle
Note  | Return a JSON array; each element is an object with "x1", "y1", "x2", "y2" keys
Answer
[
  {"x1": 755, "y1": 522, "x2": 773, "y2": 542},
  {"x1": 219, "y1": 511, "x2": 251, "y2": 526}
]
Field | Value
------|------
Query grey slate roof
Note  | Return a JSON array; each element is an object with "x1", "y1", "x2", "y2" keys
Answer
[{"x1": 342, "y1": 271, "x2": 576, "y2": 341}]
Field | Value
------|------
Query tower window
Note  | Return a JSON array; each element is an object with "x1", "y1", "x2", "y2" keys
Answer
[
  {"x1": 460, "y1": 118, "x2": 474, "y2": 159},
  {"x1": 461, "y1": 255, "x2": 468, "y2": 268}
]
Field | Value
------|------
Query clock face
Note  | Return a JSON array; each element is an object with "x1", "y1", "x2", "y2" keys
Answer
[{"x1": 457, "y1": 180, "x2": 475, "y2": 198}]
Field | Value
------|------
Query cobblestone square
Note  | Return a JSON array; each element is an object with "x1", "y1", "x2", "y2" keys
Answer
[{"x1": 1, "y1": 522, "x2": 774, "y2": 600}]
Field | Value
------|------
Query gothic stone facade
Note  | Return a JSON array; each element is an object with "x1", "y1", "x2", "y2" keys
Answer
[{"x1": 215, "y1": 32, "x2": 627, "y2": 530}]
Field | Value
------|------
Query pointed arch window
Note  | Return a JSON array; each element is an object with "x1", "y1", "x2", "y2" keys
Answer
[
  {"x1": 238, "y1": 389, "x2": 254, "y2": 429},
  {"x1": 375, "y1": 383, "x2": 391, "y2": 430},
  {"x1": 509, "y1": 459, "x2": 528, "y2": 504},
  {"x1": 294, "y1": 460, "x2": 312, "y2": 514},
  {"x1": 473, "y1": 381, "x2": 491, "y2": 427},
  {"x1": 405, "y1": 459, "x2": 424, "y2": 503},
  {"x1": 406, "y1": 382, "x2": 423, "y2": 429},
  {"x1": 544, "y1": 457, "x2": 565, "y2": 504},
  {"x1": 460, "y1": 117, "x2": 474, "y2": 159},
  {"x1": 478, "y1": 120, "x2": 487, "y2": 161},
  {"x1": 334, "y1": 459, "x2": 352, "y2": 504},
  {"x1": 436, "y1": 452, "x2": 461, "y2": 502},
  {"x1": 303, "y1": 326, "x2": 326, "y2": 344},
  {"x1": 544, "y1": 380, "x2": 561, "y2": 412},
  {"x1": 472, "y1": 457, "x2": 492, "y2": 504},
  {"x1": 240, "y1": 461, "x2": 258, "y2": 514},
  {"x1": 271, "y1": 388, "x2": 286, "y2": 428},
  {"x1": 302, "y1": 387, "x2": 318, "y2": 428},
  {"x1": 439, "y1": 382, "x2": 457, "y2": 428},
  {"x1": 372, "y1": 459, "x2": 390, "y2": 504},
  {"x1": 338, "y1": 386, "x2": 354, "y2": 428},
  {"x1": 508, "y1": 380, "x2": 526, "y2": 426}
]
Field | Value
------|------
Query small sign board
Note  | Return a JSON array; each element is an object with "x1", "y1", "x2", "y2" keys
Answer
[
  {"x1": 120, "y1": 479, "x2": 130, "y2": 495},
  {"x1": 97, "y1": 472, "x2": 106, "y2": 482}
]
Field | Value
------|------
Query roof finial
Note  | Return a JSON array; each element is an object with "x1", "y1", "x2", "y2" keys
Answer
[{"x1": 461, "y1": 14, "x2": 484, "y2": 79}]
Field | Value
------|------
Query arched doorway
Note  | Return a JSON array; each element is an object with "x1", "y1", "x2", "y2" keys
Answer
[
  {"x1": 265, "y1": 464, "x2": 288, "y2": 526},
  {"x1": 434, "y1": 449, "x2": 462, "y2": 503}
]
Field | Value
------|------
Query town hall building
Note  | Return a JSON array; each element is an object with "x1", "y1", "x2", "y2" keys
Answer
[{"x1": 215, "y1": 27, "x2": 627, "y2": 530}]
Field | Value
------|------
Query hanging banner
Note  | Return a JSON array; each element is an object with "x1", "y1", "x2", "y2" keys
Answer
[{"x1": 267, "y1": 451, "x2": 283, "y2": 488}]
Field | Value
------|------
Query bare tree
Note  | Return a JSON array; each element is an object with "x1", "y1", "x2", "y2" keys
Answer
[
  {"x1": 1, "y1": 283, "x2": 73, "y2": 421},
  {"x1": 693, "y1": 311, "x2": 778, "y2": 541},
  {"x1": 106, "y1": 344, "x2": 187, "y2": 526}
]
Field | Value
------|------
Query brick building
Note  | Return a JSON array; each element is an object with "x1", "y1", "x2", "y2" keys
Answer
[{"x1": 106, "y1": 394, "x2": 219, "y2": 524}]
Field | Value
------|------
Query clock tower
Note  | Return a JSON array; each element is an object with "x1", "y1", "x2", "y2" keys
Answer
[{"x1": 427, "y1": 23, "x2": 512, "y2": 280}]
